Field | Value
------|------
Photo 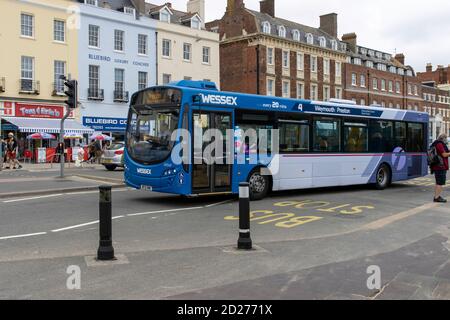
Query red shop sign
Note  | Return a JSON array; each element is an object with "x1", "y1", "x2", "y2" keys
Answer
[{"x1": 15, "y1": 103, "x2": 65, "y2": 119}]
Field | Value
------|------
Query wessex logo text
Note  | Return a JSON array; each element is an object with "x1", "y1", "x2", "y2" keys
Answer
[{"x1": 200, "y1": 94, "x2": 238, "y2": 106}]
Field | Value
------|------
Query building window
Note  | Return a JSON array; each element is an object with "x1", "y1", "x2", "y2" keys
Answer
[
  {"x1": 408, "y1": 84, "x2": 412, "y2": 95},
  {"x1": 323, "y1": 59, "x2": 330, "y2": 75},
  {"x1": 138, "y1": 71, "x2": 147, "y2": 90},
  {"x1": 360, "y1": 99, "x2": 366, "y2": 106},
  {"x1": 306, "y1": 33, "x2": 314, "y2": 45},
  {"x1": 335, "y1": 62, "x2": 341, "y2": 77},
  {"x1": 297, "y1": 82, "x2": 304, "y2": 99},
  {"x1": 351, "y1": 73, "x2": 357, "y2": 86},
  {"x1": 282, "y1": 81, "x2": 290, "y2": 98},
  {"x1": 114, "y1": 30, "x2": 124, "y2": 52},
  {"x1": 414, "y1": 85, "x2": 418, "y2": 96},
  {"x1": 373, "y1": 78, "x2": 378, "y2": 90},
  {"x1": 54, "y1": 61, "x2": 66, "y2": 93},
  {"x1": 360, "y1": 74, "x2": 366, "y2": 87},
  {"x1": 88, "y1": 25, "x2": 100, "y2": 48},
  {"x1": 388, "y1": 80, "x2": 393, "y2": 92},
  {"x1": 160, "y1": 9, "x2": 171, "y2": 23},
  {"x1": 21, "y1": 13, "x2": 34, "y2": 37},
  {"x1": 88, "y1": 65, "x2": 100, "y2": 95},
  {"x1": 163, "y1": 73, "x2": 171, "y2": 85},
  {"x1": 319, "y1": 37, "x2": 326, "y2": 48},
  {"x1": 396, "y1": 81, "x2": 401, "y2": 94},
  {"x1": 262, "y1": 21, "x2": 271, "y2": 34},
  {"x1": 353, "y1": 58, "x2": 362, "y2": 65},
  {"x1": 202, "y1": 47, "x2": 210, "y2": 64},
  {"x1": 138, "y1": 34, "x2": 147, "y2": 55},
  {"x1": 377, "y1": 64, "x2": 387, "y2": 71},
  {"x1": 183, "y1": 43, "x2": 192, "y2": 61},
  {"x1": 323, "y1": 86, "x2": 330, "y2": 101},
  {"x1": 267, "y1": 78, "x2": 275, "y2": 96},
  {"x1": 114, "y1": 69, "x2": 125, "y2": 94},
  {"x1": 389, "y1": 102, "x2": 393, "y2": 108},
  {"x1": 21, "y1": 56, "x2": 34, "y2": 91},
  {"x1": 311, "y1": 56, "x2": 317, "y2": 73},
  {"x1": 282, "y1": 51, "x2": 289, "y2": 68},
  {"x1": 366, "y1": 61, "x2": 374, "y2": 68},
  {"x1": 292, "y1": 29, "x2": 300, "y2": 41},
  {"x1": 331, "y1": 40, "x2": 338, "y2": 51},
  {"x1": 278, "y1": 25, "x2": 286, "y2": 38},
  {"x1": 162, "y1": 39, "x2": 171, "y2": 58},
  {"x1": 396, "y1": 104, "x2": 400, "y2": 109},
  {"x1": 335, "y1": 88, "x2": 342, "y2": 99},
  {"x1": 311, "y1": 84, "x2": 318, "y2": 100},
  {"x1": 85, "y1": 0, "x2": 98, "y2": 5},
  {"x1": 297, "y1": 52, "x2": 304, "y2": 71},
  {"x1": 54, "y1": 20, "x2": 65, "y2": 42},
  {"x1": 267, "y1": 48, "x2": 274, "y2": 65},
  {"x1": 191, "y1": 17, "x2": 201, "y2": 30},
  {"x1": 381, "y1": 79, "x2": 386, "y2": 91}
]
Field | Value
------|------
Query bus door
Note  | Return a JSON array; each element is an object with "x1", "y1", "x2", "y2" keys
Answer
[{"x1": 192, "y1": 111, "x2": 232, "y2": 194}]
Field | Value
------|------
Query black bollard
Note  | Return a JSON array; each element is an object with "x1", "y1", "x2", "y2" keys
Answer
[
  {"x1": 237, "y1": 182, "x2": 252, "y2": 250},
  {"x1": 97, "y1": 185, "x2": 115, "y2": 261}
]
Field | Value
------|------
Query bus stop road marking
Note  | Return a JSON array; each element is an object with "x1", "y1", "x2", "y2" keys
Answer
[{"x1": 360, "y1": 202, "x2": 440, "y2": 231}]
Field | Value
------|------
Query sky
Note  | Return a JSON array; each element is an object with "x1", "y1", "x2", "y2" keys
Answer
[{"x1": 146, "y1": 0, "x2": 450, "y2": 72}]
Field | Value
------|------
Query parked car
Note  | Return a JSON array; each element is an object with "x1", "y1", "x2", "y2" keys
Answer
[{"x1": 101, "y1": 142, "x2": 125, "y2": 171}]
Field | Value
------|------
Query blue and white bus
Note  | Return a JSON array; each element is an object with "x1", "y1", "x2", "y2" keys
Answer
[{"x1": 124, "y1": 80, "x2": 429, "y2": 200}]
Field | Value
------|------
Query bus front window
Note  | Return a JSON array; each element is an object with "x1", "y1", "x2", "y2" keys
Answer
[{"x1": 127, "y1": 106, "x2": 179, "y2": 165}]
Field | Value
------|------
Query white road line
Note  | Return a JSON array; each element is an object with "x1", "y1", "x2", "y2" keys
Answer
[
  {"x1": 0, "y1": 232, "x2": 47, "y2": 240},
  {"x1": 126, "y1": 206, "x2": 203, "y2": 217},
  {"x1": 51, "y1": 221, "x2": 99, "y2": 233},
  {"x1": 204, "y1": 199, "x2": 234, "y2": 208},
  {"x1": 3, "y1": 194, "x2": 64, "y2": 203}
]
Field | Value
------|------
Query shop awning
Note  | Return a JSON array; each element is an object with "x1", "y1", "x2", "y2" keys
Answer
[{"x1": 2, "y1": 117, "x2": 95, "y2": 134}]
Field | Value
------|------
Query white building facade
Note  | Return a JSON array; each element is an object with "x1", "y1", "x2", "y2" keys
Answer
[{"x1": 78, "y1": 0, "x2": 157, "y2": 140}]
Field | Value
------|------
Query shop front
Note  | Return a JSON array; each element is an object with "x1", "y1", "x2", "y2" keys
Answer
[
  {"x1": 1, "y1": 102, "x2": 94, "y2": 163},
  {"x1": 82, "y1": 116, "x2": 127, "y2": 143}
]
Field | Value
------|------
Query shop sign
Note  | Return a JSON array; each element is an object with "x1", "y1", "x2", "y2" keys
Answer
[
  {"x1": 15, "y1": 103, "x2": 65, "y2": 119},
  {"x1": 83, "y1": 116, "x2": 128, "y2": 132}
]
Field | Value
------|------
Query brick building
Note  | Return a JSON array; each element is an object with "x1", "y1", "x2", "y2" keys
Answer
[
  {"x1": 341, "y1": 33, "x2": 423, "y2": 111},
  {"x1": 206, "y1": 0, "x2": 347, "y2": 100},
  {"x1": 417, "y1": 64, "x2": 450, "y2": 87}
]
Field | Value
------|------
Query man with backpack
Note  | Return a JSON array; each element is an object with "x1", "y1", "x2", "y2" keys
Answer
[{"x1": 429, "y1": 133, "x2": 450, "y2": 203}]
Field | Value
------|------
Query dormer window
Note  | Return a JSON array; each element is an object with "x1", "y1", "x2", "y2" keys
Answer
[
  {"x1": 389, "y1": 66, "x2": 397, "y2": 73},
  {"x1": 353, "y1": 58, "x2": 362, "y2": 66},
  {"x1": 375, "y1": 52, "x2": 383, "y2": 59},
  {"x1": 292, "y1": 29, "x2": 300, "y2": 41},
  {"x1": 360, "y1": 48, "x2": 367, "y2": 55},
  {"x1": 262, "y1": 21, "x2": 271, "y2": 34},
  {"x1": 160, "y1": 8, "x2": 172, "y2": 23},
  {"x1": 331, "y1": 40, "x2": 338, "y2": 51},
  {"x1": 340, "y1": 43, "x2": 347, "y2": 51},
  {"x1": 278, "y1": 25, "x2": 286, "y2": 38},
  {"x1": 366, "y1": 61, "x2": 374, "y2": 68},
  {"x1": 398, "y1": 68, "x2": 405, "y2": 75},
  {"x1": 368, "y1": 50, "x2": 374, "y2": 57},
  {"x1": 319, "y1": 36, "x2": 326, "y2": 48},
  {"x1": 85, "y1": 0, "x2": 98, "y2": 6},
  {"x1": 124, "y1": 7, "x2": 136, "y2": 16},
  {"x1": 306, "y1": 33, "x2": 313, "y2": 45},
  {"x1": 191, "y1": 16, "x2": 201, "y2": 29}
]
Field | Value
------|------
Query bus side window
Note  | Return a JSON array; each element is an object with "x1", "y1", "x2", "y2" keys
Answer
[
  {"x1": 313, "y1": 118, "x2": 340, "y2": 152},
  {"x1": 407, "y1": 123, "x2": 424, "y2": 152}
]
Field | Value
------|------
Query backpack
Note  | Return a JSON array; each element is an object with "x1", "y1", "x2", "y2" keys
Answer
[{"x1": 427, "y1": 142, "x2": 442, "y2": 167}]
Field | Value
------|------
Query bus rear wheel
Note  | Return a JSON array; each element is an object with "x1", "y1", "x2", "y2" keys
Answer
[
  {"x1": 375, "y1": 164, "x2": 391, "y2": 190},
  {"x1": 248, "y1": 169, "x2": 269, "y2": 201}
]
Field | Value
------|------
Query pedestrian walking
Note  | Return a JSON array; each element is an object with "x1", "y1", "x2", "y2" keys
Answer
[
  {"x1": 430, "y1": 133, "x2": 450, "y2": 203},
  {"x1": 5, "y1": 133, "x2": 23, "y2": 170}
]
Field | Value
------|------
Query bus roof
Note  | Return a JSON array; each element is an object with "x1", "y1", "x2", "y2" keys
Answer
[{"x1": 161, "y1": 81, "x2": 429, "y2": 124}]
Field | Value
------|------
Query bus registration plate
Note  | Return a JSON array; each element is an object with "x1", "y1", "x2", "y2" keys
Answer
[{"x1": 140, "y1": 185, "x2": 153, "y2": 191}]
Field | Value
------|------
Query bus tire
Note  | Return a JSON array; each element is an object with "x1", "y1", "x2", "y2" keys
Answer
[
  {"x1": 105, "y1": 165, "x2": 117, "y2": 171},
  {"x1": 375, "y1": 164, "x2": 391, "y2": 190},
  {"x1": 248, "y1": 169, "x2": 270, "y2": 201}
]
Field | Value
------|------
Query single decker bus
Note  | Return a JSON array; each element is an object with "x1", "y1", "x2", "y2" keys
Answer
[{"x1": 124, "y1": 80, "x2": 429, "y2": 200}]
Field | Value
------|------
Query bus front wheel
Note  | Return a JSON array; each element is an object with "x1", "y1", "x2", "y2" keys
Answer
[
  {"x1": 375, "y1": 164, "x2": 391, "y2": 190},
  {"x1": 248, "y1": 169, "x2": 270, "y2": 201}
]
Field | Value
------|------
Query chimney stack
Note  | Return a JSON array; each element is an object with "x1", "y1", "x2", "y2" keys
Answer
[
  {"x1": 227, "y1": 0, "x2": 244, "y2": 13},
  {"x1": 187, "y1": 0, "x2": 205, "y2": 27},
  {"x1": 342, "y1": 33, "x2": 357, "y2": 53},
  {"x1": 260, "y1": 0, "x2": 275, "y2": 18},
  {"x1": 395, "y1": 53, "x2": 405, "y2": 65},
  {"x1": 426, "y1": 63, "x2": 433, "y2": 72},
  {"x1": 320, "y1": 13, "x2": 338, "y2": 38}
]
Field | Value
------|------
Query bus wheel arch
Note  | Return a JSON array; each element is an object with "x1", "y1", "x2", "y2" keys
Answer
[
  {"x1": 247, "y1": 166, "x2": 272, "y2": 201},
  {"x1": 374, "y1": 162, "x2": 392, "y2": 190}
]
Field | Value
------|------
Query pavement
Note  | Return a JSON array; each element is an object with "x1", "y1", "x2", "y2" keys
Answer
[{"x1": 0, "y1": 168, "x2": 449, "y2": 300}]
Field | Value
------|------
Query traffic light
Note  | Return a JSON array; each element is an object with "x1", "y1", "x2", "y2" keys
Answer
[{"x1": 64, "y1": 79, "x2": 78, "y2": 109}]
